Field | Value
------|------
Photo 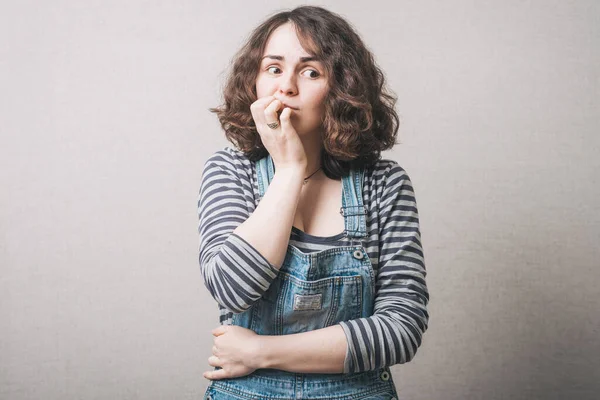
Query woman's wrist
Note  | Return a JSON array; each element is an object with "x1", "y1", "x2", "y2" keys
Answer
[{"x1": 252, "y1": 335, "x2": 272, "y2": 370}]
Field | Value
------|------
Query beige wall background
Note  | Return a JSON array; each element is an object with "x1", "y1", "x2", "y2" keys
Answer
[{"x1": 1, "y1": 1, "x2": 598, "y2": 399}]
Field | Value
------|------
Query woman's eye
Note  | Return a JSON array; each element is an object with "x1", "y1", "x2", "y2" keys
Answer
[
  {"x1": 265, "y1": 66, "x2": 320, "y2": 79},
  {"x1": 302, "y1": 69, "x2": 320, "y2": 78}
]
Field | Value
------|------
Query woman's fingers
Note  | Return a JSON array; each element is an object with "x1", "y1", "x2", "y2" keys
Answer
[
  {"x1": 204, "y1": 368, "x2": 228, "y2": 380},
  {"x1": 250, "y1": 95, "x2": 275, "y2": 128},
  {"x1": 279, "y1": 107, "x2": 292, "y2": 130},
  {"x1": 263, "y1": 99, "x2": 282, "y2": 128},
  {"x1": 208, "y1": 355, "x2": 219, "y2": 367}
]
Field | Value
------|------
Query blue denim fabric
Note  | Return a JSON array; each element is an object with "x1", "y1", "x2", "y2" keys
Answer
[{"x1": 204, "y1": 154, "x2": 399, "y2": 399}]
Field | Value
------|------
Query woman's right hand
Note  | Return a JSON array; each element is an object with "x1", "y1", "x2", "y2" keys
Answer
[{"x1": 250, "y1": 95, "x2": 307, "y2": 171}]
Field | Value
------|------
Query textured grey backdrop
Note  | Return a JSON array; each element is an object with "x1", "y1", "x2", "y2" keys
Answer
[{"x1": 1, "y1": 1, "x2": 598, "y2": 399}]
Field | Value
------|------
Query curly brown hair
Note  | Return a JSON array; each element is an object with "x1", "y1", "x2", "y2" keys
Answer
[{"x1": 209, "y1": 5, "x2": 400, "y2": 179}]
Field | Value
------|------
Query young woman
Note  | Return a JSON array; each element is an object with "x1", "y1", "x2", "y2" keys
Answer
[{"x1": 197, "y1": 5, "x2": 429, "y2": 399}]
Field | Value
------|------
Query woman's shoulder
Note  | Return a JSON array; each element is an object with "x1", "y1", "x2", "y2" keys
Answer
[
  {"x1": 205, "y1": 145, "x2": 250, "y2": 163},
  {"x1": 367, "y1": 157, "x2": 411, "y2": 184},
  {"x1": 203, "y1": 146, "x2": 254, "y2": 176}
]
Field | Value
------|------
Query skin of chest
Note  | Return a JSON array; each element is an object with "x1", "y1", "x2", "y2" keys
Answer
[{"x1": 293, "y1": 177, "x2": 345, "y2": 237}]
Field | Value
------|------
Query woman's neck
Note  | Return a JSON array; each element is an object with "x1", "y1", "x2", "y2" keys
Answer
[{"x1": 300, "y1": 132, "x2": 324, "y2": 178}]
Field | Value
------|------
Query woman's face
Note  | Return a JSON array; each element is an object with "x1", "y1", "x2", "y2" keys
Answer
[{"x1": 255, "y1": 22, "x2": 329, "y2": 137}]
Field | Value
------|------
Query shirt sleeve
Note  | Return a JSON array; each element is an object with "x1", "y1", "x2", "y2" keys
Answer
[
  {"x1": 338, "y1": 162, "x2": 430, "y2": 373},
  {"x1": 197, "y1": 149, "x2": 280, "y2": 314}
]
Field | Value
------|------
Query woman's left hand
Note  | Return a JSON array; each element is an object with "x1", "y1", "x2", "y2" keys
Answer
[{"x1": 203, "y1": 325, "x2": 263, "y2": 380}]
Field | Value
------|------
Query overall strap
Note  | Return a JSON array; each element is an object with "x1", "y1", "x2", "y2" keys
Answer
[
  {"x1": 255, "y1": 154, "x2": 275, "y2": 199},
  {"x1": 341, "y1": 165, "x2": 368, "y2": 239}
]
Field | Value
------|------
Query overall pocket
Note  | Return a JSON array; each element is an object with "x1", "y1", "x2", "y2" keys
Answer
[{"x1": 277, "y1": 272, "x2": 363, "y2": 335}]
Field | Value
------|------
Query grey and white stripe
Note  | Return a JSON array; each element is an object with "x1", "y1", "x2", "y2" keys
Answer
[{"x1": 197, "y1": 146, "x2": 429, "y2": 374}]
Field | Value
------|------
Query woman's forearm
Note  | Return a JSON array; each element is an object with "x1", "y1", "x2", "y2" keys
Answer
[
  {"x1": 233, "y1": 166, "x2": 305, "y2": 269},
  {"x1": 257, "y1": 325, "x2": 347, "y2": 374}
]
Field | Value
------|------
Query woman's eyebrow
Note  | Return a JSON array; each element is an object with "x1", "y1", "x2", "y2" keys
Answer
[{"x1": 261, "y1": 55, "x2": 319, "y2": 62}]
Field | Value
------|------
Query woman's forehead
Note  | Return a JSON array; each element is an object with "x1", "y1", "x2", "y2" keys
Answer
[{"x1": 263, "y1": 23, "x2": 316, "y2": 60}]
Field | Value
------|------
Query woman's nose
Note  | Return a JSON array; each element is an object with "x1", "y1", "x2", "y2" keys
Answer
[{"x1": 278, "y1": 73, "x2": 298, "y2": 96}]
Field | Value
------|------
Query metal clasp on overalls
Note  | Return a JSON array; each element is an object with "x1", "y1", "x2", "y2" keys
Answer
[{"x1": 339, "y1": 205, "x2": 368, "y2": 217}]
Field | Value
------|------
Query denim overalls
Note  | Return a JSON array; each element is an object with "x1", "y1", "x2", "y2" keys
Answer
[{"x1": 204, "y1": 154, "x2": 399, "y2": 400}]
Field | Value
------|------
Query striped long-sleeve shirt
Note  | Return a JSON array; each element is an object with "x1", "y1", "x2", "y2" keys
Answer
[{"x1": 197, "y1": 146, "x2": 429, "y2": 374}]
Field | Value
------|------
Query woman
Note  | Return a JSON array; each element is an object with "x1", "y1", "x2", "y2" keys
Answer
[{"x1": 197, "y1": 5, "x2": 429, "y2": 399}]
